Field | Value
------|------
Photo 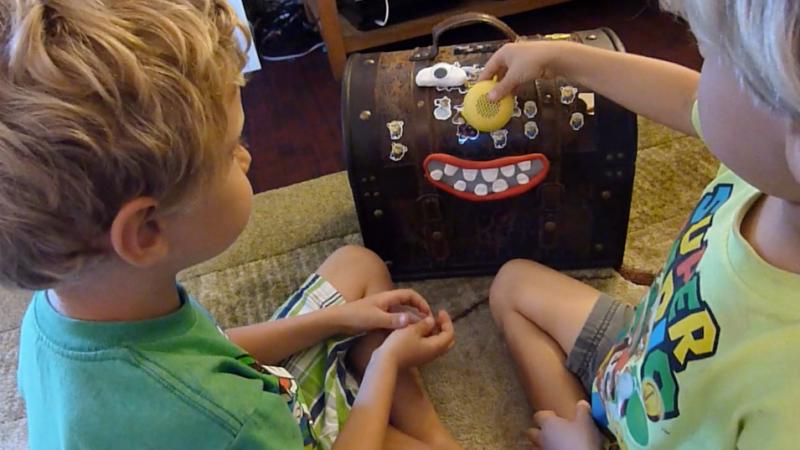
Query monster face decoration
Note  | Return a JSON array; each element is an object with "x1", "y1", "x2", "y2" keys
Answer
[{"x1": 423, "y1": 153, "x2": 549, "y2": 202}]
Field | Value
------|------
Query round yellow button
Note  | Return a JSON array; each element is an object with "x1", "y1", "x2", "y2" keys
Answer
[{"x1": 461, "y1": 79, "x2": 514, "y2": 132}]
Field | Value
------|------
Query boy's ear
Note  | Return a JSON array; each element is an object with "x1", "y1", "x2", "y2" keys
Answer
[
  {"x1": 109, "y1": 197, "x2": 169, "y2": 268},
  {"x1": 788, "y1": 121, "x2": 800, "y2": 185}
]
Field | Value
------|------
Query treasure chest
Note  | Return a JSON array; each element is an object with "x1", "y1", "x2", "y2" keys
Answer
[{"x1": 342, "y1": 13, "x2": 637, "y2": 280}]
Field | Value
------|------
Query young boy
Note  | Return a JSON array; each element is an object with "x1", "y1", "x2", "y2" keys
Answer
[
  {"x1": 484, "y1": 0, "x2": 800, "y2": 448},
  {"x1": 5, "y1": 1, "x2": 462, "y2": 449}
]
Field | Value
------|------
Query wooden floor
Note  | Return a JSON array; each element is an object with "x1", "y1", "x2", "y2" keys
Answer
[{"x1": 242, "y1": 0, "x2": 701, "y2": 193}]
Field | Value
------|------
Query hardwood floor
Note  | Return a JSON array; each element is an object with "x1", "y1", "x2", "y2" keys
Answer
[{"x1": 242, "y1": 0, "x2": 701, "y2": 193}]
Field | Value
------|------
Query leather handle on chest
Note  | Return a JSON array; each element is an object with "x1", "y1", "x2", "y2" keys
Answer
[{"x1": 410, "y1": 13, "x2": 520, "y2": 61}]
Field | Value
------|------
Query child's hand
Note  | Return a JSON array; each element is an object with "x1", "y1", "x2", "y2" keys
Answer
[
  {"x1": 526, "y1": 401, "x2": 603, "y2": 450},
  {"x1": 377, "y1": 310, "x2": 455, "y2": 369},
  {"x1": 479, "y1": 40, "x2": 574, "y2": 102},
  {"x1": 336, "y1": 289, "x2": 432, "y2": 335}
]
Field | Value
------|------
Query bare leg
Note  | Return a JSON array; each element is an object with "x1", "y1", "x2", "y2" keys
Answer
[
  {"x1": 385, "y1": 426, "x2": 432, "y2": 450},
  {"x1": 316, "y1": 246, "x2": 463, "y2": 450},
  {"x1": 489, "y1": 259, "x2": 600, "y2": 420}
]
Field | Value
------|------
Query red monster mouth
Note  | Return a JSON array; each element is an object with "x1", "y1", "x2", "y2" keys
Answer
[{"x1": 423, "y1": 153, "x2": 550, "y2": 202}]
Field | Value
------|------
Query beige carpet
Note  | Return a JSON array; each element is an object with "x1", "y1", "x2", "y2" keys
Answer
[{"x1": 0, "y1": 117, "x2": 717, "y2": 449}]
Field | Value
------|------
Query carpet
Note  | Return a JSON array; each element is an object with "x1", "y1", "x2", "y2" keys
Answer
[{"x1": 0, "y1": 117, "x2": 717, "y2": 449}]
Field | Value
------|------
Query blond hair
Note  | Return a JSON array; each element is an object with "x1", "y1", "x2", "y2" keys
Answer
[
  {"x1": 0, "y1": 0, "x2": 249, "y2": 289},
  {"x1": 661, "y1": 0, "x2": 800, "y2": 118}
]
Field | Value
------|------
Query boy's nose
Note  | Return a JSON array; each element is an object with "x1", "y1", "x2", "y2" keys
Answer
[{"x1": 235, "y1": 146, "x2": 252, "y2": 173}]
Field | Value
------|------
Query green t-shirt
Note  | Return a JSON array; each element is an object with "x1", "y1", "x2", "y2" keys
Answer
[
  {"x1": 592, "y1": 165, "x2": 800, "y2": 446},
  {"x1": 17, "y1": 287, "x2": 313, "y2": 449}
]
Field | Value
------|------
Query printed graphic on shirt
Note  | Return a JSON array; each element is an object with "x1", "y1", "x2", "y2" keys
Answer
[
  {"x1": 592, "y1": 184, "x2": 733, "y2": 447},
  {"x1": 237, "y1": 354, "x2": 317, "y2": 449}
]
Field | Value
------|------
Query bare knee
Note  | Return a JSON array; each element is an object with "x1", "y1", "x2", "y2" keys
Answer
[
  {"x1": 489, "y1": 259, "x2": 552, "y2": 326},
  {"x1": 332, "y1": 245, "x2": 389, "y2": 281},
  {"x1": 326, "y1": 245, "x2": 382, "y2": 268},
  {"x1": 317, "y1": 245, "x2": 392, "y2": 301}
]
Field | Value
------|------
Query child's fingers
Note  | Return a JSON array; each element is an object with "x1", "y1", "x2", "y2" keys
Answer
[
  {"x1": 422, "y1": 311, "x2": 454, "y2": 352},
  {"x1": 409, "y1": 315, "x2": 436, "y2": 335},
  {"x1": 388, "y1": 304, "x2": 426, "y2": 322},
  {"x1": 380, "y1": 289, "x2": 431, "y2": 315},
  {"x1": 532, "y1": 409, "x2": 557, "y2": 428},
  {"x1": 576, "y1": 400, "x2": 595, "y2": 424},
  {"x1": 487, "y1": 68, "x2": 519, "y2": 102},
  {"x1": 525, "y1": 427, "x2": 541, "y2": 447},
  {"x1": 435, "y1": 310, "x2": 454, "y2": 334},
  {"x1": 382, "y1": 311, "x2": 416, "y2": 329},
  {"x1": 479, "y1": 46, "x2": 508, "y2": 81}
]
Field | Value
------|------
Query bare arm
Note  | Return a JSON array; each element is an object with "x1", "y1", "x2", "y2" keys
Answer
[
  {"x1": 331, "y1": 350, "x2": 398, "y2": 450},
  {"x1": 226, "y1": 306, "x2": 345, "y2": 365},
  {"x1": 226, "y1": 289, "x2": 432, "y2": 365},
  {"x1": 333, "y1": 311, "x2": 455, "y2": 450},
  {"x1": 482, "y1": 41, "x2": 701, "y2": 136}
]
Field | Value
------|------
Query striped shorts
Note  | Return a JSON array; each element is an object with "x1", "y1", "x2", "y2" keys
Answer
[{"x1": 270, "y1": 273, "x2": 361, "y2": 450}]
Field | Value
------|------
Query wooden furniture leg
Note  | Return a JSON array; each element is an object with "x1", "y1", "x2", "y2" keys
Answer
[
  {"x1": 307, "y1": 0, "x2": 571, "y2": 79},
  {"x1": 317, "y1": 0, "x2": 347, "y2": 79}
]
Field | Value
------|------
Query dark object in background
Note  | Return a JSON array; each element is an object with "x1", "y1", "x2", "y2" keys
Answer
[
  {"x1": 245, "y1": 0, "x2": 325, "y2": 61},
  {"x1": 342, "y1": 14, "x2": 638, "y2": 280},
  {"x1": 339, "y1": 0, "x2": 463, "y2": 31}
]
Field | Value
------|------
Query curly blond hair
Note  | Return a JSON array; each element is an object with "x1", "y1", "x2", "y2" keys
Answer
[
  {"x1": 0, "y1": 0, "x2": 249, "y2": 289},
  {"x1": 661, "y1": 0, "x2": 800, "y2": 118}
]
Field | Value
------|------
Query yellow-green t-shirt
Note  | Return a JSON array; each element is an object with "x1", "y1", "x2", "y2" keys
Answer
[{"x1": 592, "y1": 106, "x2": 800, "y2": 448}]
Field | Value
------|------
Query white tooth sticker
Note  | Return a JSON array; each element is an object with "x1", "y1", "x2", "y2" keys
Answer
[
  {"x1": 430, "y1": 169, "x2": 443, "y2": 181},
  {"x1": 517, "y1": 173, "x2": 530, "y2": 185},
  {"x1": 492, "y1": 179, "x2": 509, "y2": 193},
  {"x1": 444, "y1": 164, "x2": 458, "y2": 176},
  {"x1": 454, "y1": 180, "x2": 467, "y2": 192},
  {"x1": 517, "y1": 160, "x2": 532, "y2": 171},
  {"x1": 500, "y1": 164, "x2": 515, "y2": 177},
  {"x1": 463, "y1": 169, "x2": 477, "y2": 181},
  {"x1": 474, "y1": 183, "x2": 488, "y2": 196},
  {"x1": 480, "y1": 168, "x2": 498, "y2": 182}
]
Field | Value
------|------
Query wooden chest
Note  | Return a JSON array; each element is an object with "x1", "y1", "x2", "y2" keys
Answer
[{"x1": 342, "y1": 14, "x2": 637, "y2": 280}]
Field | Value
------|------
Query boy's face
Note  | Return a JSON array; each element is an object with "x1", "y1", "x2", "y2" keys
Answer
[
  {"x1": 162, "y1": 88, "x2": 254, "y2": 269},
  {"x1": 697, "y1": 50, "x2": 800, "y2": 202}
]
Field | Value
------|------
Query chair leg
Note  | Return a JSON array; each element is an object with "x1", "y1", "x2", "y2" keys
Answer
[{"x1": 316, "y1": 0, "x2": 347, "y2": 79}]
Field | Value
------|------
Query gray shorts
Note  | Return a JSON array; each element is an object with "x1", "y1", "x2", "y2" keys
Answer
[{"x1": 565, "y1": 294, "x2": 633, "y2": 394}]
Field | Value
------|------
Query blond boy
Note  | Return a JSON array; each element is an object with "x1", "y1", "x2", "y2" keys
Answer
[
  {"x1": 6, "y1": 1, "x2": 462, "y2": 449},
  {"x1": 484, "y1": 1, "x2": 800, "y2": 449}
]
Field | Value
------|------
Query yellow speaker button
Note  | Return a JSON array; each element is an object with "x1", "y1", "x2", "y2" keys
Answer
[{"x1": 461, "y1": 80, "x2": 514, "y2": 132}]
